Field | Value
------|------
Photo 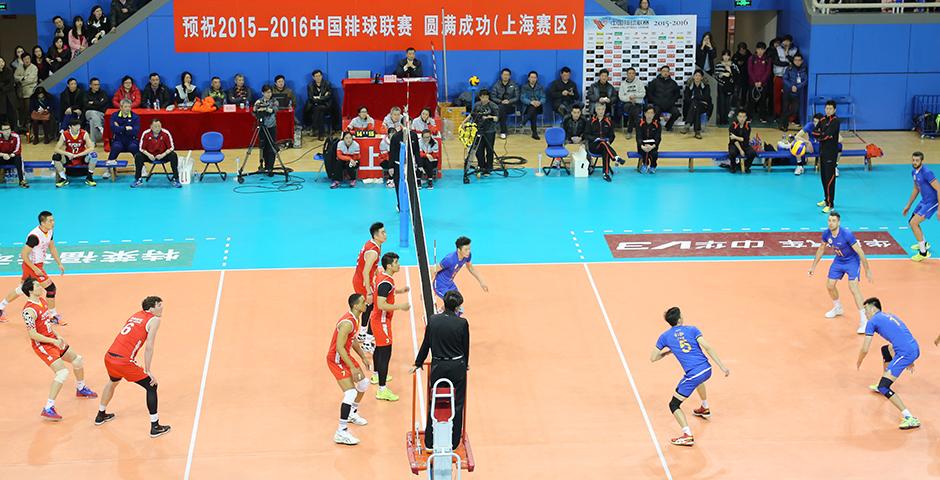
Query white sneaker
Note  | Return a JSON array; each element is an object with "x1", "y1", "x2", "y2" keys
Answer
[
  {"x1": 334, "y1": 428, "x2": 360, "y2": 445},
  {"x1": 348, "y1": 412, "x2": 368, "y2": 426},
  {"x1": 824, "y1": 306, "x2": 844, "y2": 318},
  {"x1": 835, "y1": 167, "x2": 840, "y2": 177},
  {"x1": 499, "y1": 133, "x2": 507, "y2": 140},
  {"x1": 102, "y1": 170, "x2": 111, "y2": 179},
  {"x1": 794, "y1": 165, "x2": 804, "y2": 176}
]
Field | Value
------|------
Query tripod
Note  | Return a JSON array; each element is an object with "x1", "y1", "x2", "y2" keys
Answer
[
  {"x1": 461, "y1": 121, "x2": 508, "y2": 184},
  {"x1": 236, "y1": 117, "x2": 292, "y2": 184}
]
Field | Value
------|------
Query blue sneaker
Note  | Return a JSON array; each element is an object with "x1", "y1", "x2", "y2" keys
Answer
[
  {"x1": 649, "y1": 167, "x2": 656, "y2": 174},
  {"x1": 171, "y1": 180, "x2": 182, "y2": 188},
  {"x1": 76, "y1": 386, "x2": 98, "y2": 398},
  {"x1": 41, "y1": 406, "x2": 62, "y2": 421},
  {"x1": 130, "y1": 179, "x2": 144, "y2": 188},
  {"x1": 640, "y1": 165, "x2": 648, "y2": 174}
]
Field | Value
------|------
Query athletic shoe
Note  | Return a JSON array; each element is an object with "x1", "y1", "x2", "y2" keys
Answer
[
  {"x1": 427, "y1": 180, "x2": 433, "y2": 190},
  {"x1": 640, "y1": 165, "x2": 648, "y2": 174},
  {"x1": 692, "y1": 406, "x2": 711, "y2": 419},
  {"x1": 370, "y1": 373, "x2": 392, "y2": 385},
  {"x1": 95, "y1": 412, "x2": 116, "y2": 425},
  {"x1": 330, "y1": 181, "x2": 340, "y2": 189},
  {"x1": 603, "y1": 174, "x2": 611, "y2": 182},
  {"x1": 670, "y1": 433, "x2": 694, "y2": 446},
  {"x1": 85, "y1": 177, "x2": 97, "y2": 187},
  {"x1": 334, "y1": 428, "x2": 360, "y2": 445},
  {"x1": 649, "y1": 168, "x2": 656, "y2": 174},
  {"x1": 899, "y1": 416, "x2": 921, "y2": 430},
  {"x1": 911, "y1": 252, "x2": 931, "y2": 262},
  {"x1": 171, "y1": 180, "x2": 182, "y2": 188},
  {"x1": 836, "y1": 167, "x2": 840, "y2": 177},
  {"x1": 824, "y1": 306, "x2": 844, "y2": 318},
  {"x1": 150, "y1": 424, "x2": 172, "y2": 438},
  {"x1": 55, "y1": 178, "x2": 69, "y2": 188},
  {"x1": 102, "y1": 170, "x2": 111, "y2": 179},
  {"x1": 347, "y1": 412, "x2": 368, "y2": 426},
  {"x1": 816, "y1": 200, "x2": 827, "y2": 207},
  {"x1": 499, "y1": 133, "x2": 507, "y2": 140},
  {"x1": 0, "y1": 309, "x2": 6, "y2": 322},
  {"x1": 822, "y1": 206, "x2": 832, "y2": 214},
  {"x1": 615, "y1": 156, "x2": 625, "y2": 166},
  {"x1": 130, "y1": 179, "x2": 144, "y2": 188},
  {"x1": 375, "y1": 388, "x2": 400, "y2": 402},
  {"x1": 349, "y1": 180, "x2": 357, "y2": 188},
  {"x1": 868, "y1": 384, "x2": 879, "y2": 393},
  {"x1": 694, "y1": 132, "x2": 702, "y2": 139},
  {"x1": 19, "y1": 180, "x2": 29, "y2": 188},
  {"x1": 76, "y1": 386, "x2": 98, "y2": 398},
  {"x1": 50, "y1": 313, "x2": 63, "y2": 325},
  {"x1": 41, "y1": 406, "x2": 62, "y2": 421},
  {"x1": 794, "y1": 166, "x2": 804, "y2": 176},
  {"x1": 910, "y1": 242, "x2": 931, "y2": 252}
]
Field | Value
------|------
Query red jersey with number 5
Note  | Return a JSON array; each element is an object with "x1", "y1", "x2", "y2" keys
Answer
[
  {"x1": 108, "y1": 311, "x2": 157, "y2": 360},
  {"x1": 352, "y1": 240, "x2": 381, "y2": 296}
]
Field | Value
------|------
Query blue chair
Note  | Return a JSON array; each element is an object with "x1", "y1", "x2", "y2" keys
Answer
[
  {"x1": 199, "y1": 131, "x2": 227, "y2": 181},
  {"x1": 543, "y1": 127, "x2": 570, "y2": 175}
]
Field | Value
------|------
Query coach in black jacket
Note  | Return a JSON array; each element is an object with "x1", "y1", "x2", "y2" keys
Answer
[
  {"x1": 562, "y1": 105, "x2": 587, "y2": 144},
  {"x1": 586, "y1": 103, "x2": 621, "y2": 182},
  {"x1": 814, "y1": 100, "x2": 841, "y2": 211},
  {"x1": 636, "y1": 105, "x2": 662, "y2": 173},
  {"x1": 728, "y1": 110, "x2": 756, "y2": 174},
  {"x1": 646, "y1": 66, "x2": 681, "y2": 131}
]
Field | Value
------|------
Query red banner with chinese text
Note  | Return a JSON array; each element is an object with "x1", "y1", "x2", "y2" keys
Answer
[
  {"x1": 605, "y1": 232, "x2": 906, "y2": 259},
  {"x1": 174, "y1": 1, "x2": 582, "y2": 52}
]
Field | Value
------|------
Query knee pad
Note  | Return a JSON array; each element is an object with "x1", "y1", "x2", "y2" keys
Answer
[
  {"x1": 877, "y1": 377, "x2": 895, "y2": 399},
  {"x1": 355, "y1": 377, "x2": 369, "y2": 393},
  {"x1": 54, "y1": 368, "x2": 69, "y2": 384},
  {"x1": 881, "y1": 345, "x2": 893, "y2": 363},
  {"x1": 343, "y1": 388, "x2": 357, "y2": 404},
  {"x1": 45, "y1": 282, "x2": 56, "y2": 298},
  {"x1": 669, "y1": 396, "x2": 683, "y2": 413},
  {"x1": 71, "y1": 354, "x2": 83, "y2": 369}
]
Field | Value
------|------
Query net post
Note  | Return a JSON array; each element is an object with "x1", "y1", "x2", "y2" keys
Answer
[{"x1": 399, "y1": 144, "x2": 410, "y2": 248}]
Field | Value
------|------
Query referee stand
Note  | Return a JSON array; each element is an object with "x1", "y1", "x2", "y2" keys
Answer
[{"x1": 406, "y1": 364, "x2": 475, "y2": 478}]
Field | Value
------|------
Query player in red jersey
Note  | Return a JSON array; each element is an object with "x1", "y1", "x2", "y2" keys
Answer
[
  {"x1": 0, "y1": 211, "x2": 66, "y2": 324},
  {"x1": 370, "y1": 252, "x2": 411, "y2": 401},
  {"x1": 352, "y1": 222, "x2": 387, "y2": 353},
  {"x1": 328, "y1": 293, "x2": 372, "y2": 445},
  {"x1": 95, "y1": 296, "x2": 171, "y2": 437},
  {"x1": 20, "y1": 278, "x2": 97, "y2": 422},
  {"x1": 52, "y1": 118, "x2": 97, "y2": 187}
]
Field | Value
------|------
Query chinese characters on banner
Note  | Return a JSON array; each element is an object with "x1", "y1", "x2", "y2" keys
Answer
[
  {"x1": 0, "y1": 243, "x2": 195, "y2": 273},
  {"x1": 173, "y1": 1, "x2": 582, "y2": 51},
  {"x1": 604, "y1": 232, "x2": 907, "y2": 259}
]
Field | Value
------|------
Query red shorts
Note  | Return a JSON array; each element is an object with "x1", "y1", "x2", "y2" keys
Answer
[
  {"x1": 33, "y1": 342, "x2": 66, "y2": 367},
  {"x1": 373, "y1": 316, "x2": 392, "y2": 347},
  {"x1": 327, "y1": 357, "x2": 361, "y2": 381},
  {"x1": 21, "y1": 263, "x2": 49, "y2": 283},
  {"x1": 104, "y1": 353, "x2": 148, "y2": 382}
]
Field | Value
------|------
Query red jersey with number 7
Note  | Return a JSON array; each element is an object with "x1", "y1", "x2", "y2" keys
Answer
[
  {"x1": 352, "y1": 240, "x2": 381, "y2": 296},
  {"x1": 108, "y1": 311, "x2": 157, "y2": 360}
]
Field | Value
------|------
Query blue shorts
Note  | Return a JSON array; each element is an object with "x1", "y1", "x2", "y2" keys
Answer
[
  {"x1": 913, "y1": 200, "x2": 939, "y2": 220},
  {"x1": 828, "y1": 259, "x2": 861, "y2": 281},
  {"x1": 886, "y1": 346, "x2": 920, "y2": 378},
  {"x1": 675, "y1": 366, "x2": 712, "y2": 398},
  {"x1": 433, "y1": 281, "x2": 458, "y2": 301}
]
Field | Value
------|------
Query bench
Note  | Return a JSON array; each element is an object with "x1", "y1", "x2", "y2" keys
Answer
[
  {"x1": 16, "y1": 160, "x2": 130, "y2": 182},
  {"x1": 626, "y1": 148, "x2": 874, "y2": 172},
  {"x1": 626, "y1": 151, "x2": 727, "y2": 172}
]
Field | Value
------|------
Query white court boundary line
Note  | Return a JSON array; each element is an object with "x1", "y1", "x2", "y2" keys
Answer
[
  {"x1": 583, "y1": 263, "x2": 673, "y2": 480},
  {"x1": 405, "y1": 267, "x2": 428, "y2": 430}
]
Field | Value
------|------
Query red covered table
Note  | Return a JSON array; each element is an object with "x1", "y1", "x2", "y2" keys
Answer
[
  {"x1": 341, "y1": 78, "x2": 438, "y2": 119},
  {"x1": 102, "y1": 108, "x2": 295, "y2": 151}
]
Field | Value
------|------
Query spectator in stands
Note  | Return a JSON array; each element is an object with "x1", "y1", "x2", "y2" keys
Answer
[
  {"x1": 618, "y1": 67, "x2": 645, "y2": 139},
  {"x1": 395, "y1": 47, "x2": 423, "y2": 78},
  {"x1": 109, "y1": 98, "x2": 139, "y2": 162},
  {"x1": 83, "y1": 77, "x2": 109, "y2": 143},
  {"x1": 547, "y1": 66, "x2": 580, "y2": 119},
  {"x1": 411, "y1": 107, "x2": 437, "y2": 134},
  {"x1": 52, "y1": 16, "x2": 67, "y2": 42},
  {"x1": 203, "y1": 76, "x2": 226, "y2": 105},
  {"x1": 52, "y1": 118, "x2": 97, "y2": 187},
  {"x1": 111, "y1": 0, "x2": 137, "y2": 27},
  {"x1": 29, "y1": 87, "x2": 57, "y2": 144},
  {"x1": 520, "y1": 71, "x2": 546, "y2": 140},
  {"x1": 68, "y1": 16, "x2": 89, "y2": 56},
  {"x1": 174, "y1": 71, "x2": 197, "y2": 109},
  {"x1": 10, "y1": 46, "x2": 26, "y2": 72},
  {"x1": 780, "y1": 53, "x2": 808, "y2": 131},
  {"x1": 271, "y1": 75, "x2": 295, "y2": 108},
  {"x1": 383, "y1": 106, "x2": 406, "y2": 133},
  {"x1": 747, "y1": 41, "x2": 772, "y2": 122},
  {"x1": 112, "y1": 75, "x2": 141, "y2": 108},
  {"x1": 348, "y1": 106, "x2": 375, "y2": 132},
  {"x1": 682, "y1": 70, "x2": 712, "y2": 139},
  {"x1": 728, "y1": 110, "x2": 756, "y2": 174},
  {"x1": 13, "y1": 54, "x2": 38, "y2": 133},
  {"x1": 491, "y1": 68, "x2": 519, "y2": 139},
  {"x1": 31, "y1": 46, "x2": 50, "y2": 81},
  {"x1": 772, "y1": 35, "x2": 798, "y2": 121},
  {"x1": 226, "y1": 73, "x2": 252, "y2": 107},
  {"x1": 0, "y1": 58, "x2": 19, "y2": 132},
  {"x1": 47, "y1": 37, "x2": 71, "y2": 72},
  {"x1": 332, "y1": 131, "x2": 360, "y2": 189},
  {"x1": 471, "y1": 89, "x2": 499, "y2": 175},
  {"x1": 132, "y1": 118, "x2": 180, "y2": 188},
  {"x1": 636, "y1": 105, "x2": 662, "y2": 174},
  {"x1": 143, "y1": 71, "x2": 174, "y2": 110},
  {"x1": 587, "y1": 68, "x2": 615, "y2": 119},
  {"x1": 696, "y1": 32, "x2": 716, "y2": 77},
  {"x1": 634, "y1": 0, "x2": 656, "y2": 15},
  {"x1": 645, "y1": 65, "x2": 681, "y2": 131},
  {"x1": 253, "y1": 85, "x2": 279, "y2": 175},
  {"x1": 60, "y1": 78, "x2": 85, "y2": 125},
  {"x1": 732, "y1": 42, "x2": 751, "y2": 110},
  {"x1": 417, "y1": 129, "x2": 438, "y2": 189},
  {"x1": 714, "y1": 49, "x2": 739, "y2": 126},
  {"x1": 562, "y1": 104, "x2": 587, "y2": 144},
  {"x1": 0, "y1": 121, "x2": 27, "y2": 187},
  {"x1": 303, "y1": 69, "x2": 333, "y2": 138},
  {"x1": 378, "y1": 131, "x2": 392, "y2": 185},
  {"x1": 586, "y1": 102, "x2": 622, "y2": 182},
  {"x1": 87, "y1": 5, "x2": 112, "y2": 45}
]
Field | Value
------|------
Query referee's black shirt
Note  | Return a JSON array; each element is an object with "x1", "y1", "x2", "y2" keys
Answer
[{"x1": 414, "y1": 312, "x2": 470, "y2": 367}]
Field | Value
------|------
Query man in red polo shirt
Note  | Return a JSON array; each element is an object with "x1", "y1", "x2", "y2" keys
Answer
[
  {"x1": 0, "y1": 121, "x2": 28, "y2": 188},
  {"x1": 132, "y1": 118, "x2": 180, "y2": 188}
]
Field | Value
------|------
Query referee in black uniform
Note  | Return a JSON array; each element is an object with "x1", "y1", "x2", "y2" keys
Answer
[
  {"x1": 815, "y1": 100, "x2": 841, "y2": 212},
  {"x1": 410, "y1": 290, "x2": 470, "y2": 450}
]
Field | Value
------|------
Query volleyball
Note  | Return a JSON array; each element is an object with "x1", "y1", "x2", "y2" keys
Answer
[
  {"x1": 790, "y1": 139, "x2": 808, "y2": 157},
  {"x1": 468, "y1": 75, "x2": 480, "y2": 86}
]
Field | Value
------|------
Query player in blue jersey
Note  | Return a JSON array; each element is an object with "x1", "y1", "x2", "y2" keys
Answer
[
  {"x1": 902, "y1": 152, "x2": 940, "y2": 262},
  {"x1": 431, "y1": 237, "x2": 488, "y2": 313},
  {"x1": 650, "y1": 307, "x2": 730, "y2": 447},
  {"x1": 856, "y1": 298, "x2": 921, "y2": 430},
  {"x1": 809, "y1": 211, "x2": 873, "y2": 334}
]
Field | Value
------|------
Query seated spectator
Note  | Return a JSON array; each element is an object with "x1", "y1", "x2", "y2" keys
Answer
[
  {"x1": 634, "y1": 0, "x2": 656, "y2": 15},
  {"x1": 226, "y1": 73, "x2": 252, "y2": 107},
  {"x1": 333, "y1": 131, "x2": 360, "y2": 188},
  {"x1": 636, "y1": 105, "x2": 662, "y2": 174},
  {"x1": 83, "y1": 77, "x2": 109, "y2": 143},
  {"x1": 112, "y1": 75, "x2": 141, "y2": 108},
  {"x1": 417, "y1": 129, "x2": 439, "y2": 189},
  {"x1": 588, "y1": 69, "x2": 617, "y2": 122},
  {"x1": 87, "y1": 5, "x2": 112, "y2": 45},
  {"x1": 132, "y1": 118, "x2": 180, "y2": 188},
  {"x1": 142, "y1": 72, "x2": 173, "y2": 109},
  {"x1": 271, "y1": 75, "x2": 295, "y2": 108},
  {"x1": 59, "y1": 78, "x2": 85, "y2": 126},
  {"x1": 520, "y1": 71, "x2": 546, "y2": 140},
  {"x1": 13, "y1": 54, "x2": 38, "y2": 133},
  {"x1": 109, "y1": 98, "x2": 139, "y2": 162},
  {"x1": 382, "y1": 106, "x2": 405, "y2": 133},
  {"x1": 203, "y1": 76, "x2": 226, "y2": 105},
  {"x1": 52, "y1": 118, "x2": 97, "y2": 187},
  {"x1": 29, "y1": 87, "x2": 57, "y2": 145},
  {"x1": 547, "y1": 66, "x2": 580, "y2": 119},
  {"x1": 31, "y1": 46, "x2": 50, "y2": 81},
  {"x1": 111, "y1": 0, "x2": 137, "y2": 27},
  {"x1": 0, "y1": 121, "x2": 27, "y2": 188},
  {"x1": 586, "y1": 102, "x2": 622, "y2": 182},
  {"x1": 646, "y1": 65, "x2": 681, "y2": 131},
  {"x1": 0, "y1": 59, "x2": 19, "y2": 132},
  {"x1": 714, "y1": 49, "x2": 739, "y2": 126},
  {"x1": 395, "y1": 47, "x2": 423, "y2": 78},
  {"x1": 682, "y1": 70, "x2": 712, "y2": 139},
  {"x1": 618, "y1": 67, "x2": 645, "y2": 138},
  {"x1": 728, "y1": 110, "x2": 756, "y2": 174},
  {"x1": 747, "y1": 41, "x2": 772, "y2": 122},
  {"x1": 562, "y1": 104, "x2": 587, "y2": 144},
  {"x1": 52, "y1": 17, "x2": 67, "y2": 42},
  {"x1": 68, "y1": 16, "x2": 90, "y2": 56},
  {"x1": 491, "y1": 68, "x2": 519, "y2": 139},
  {"x1": 46, "y1": 37, "x2": 71, "y2": 72},
  {"x1": 174, "y1": 71, "x2": 197, "y2": 109},
  {"x1": 303, "y1": 69, "x2": 333, "y2": 138},
  {"x1": 411, "y1": 107, "x2": 437, "y2": 134},
  {"x1": 780, "y1": 53, "x2": 808, "y2": 131},
  {"x1": 348, "y1": 106, "x2": 375, "y2": 132}
]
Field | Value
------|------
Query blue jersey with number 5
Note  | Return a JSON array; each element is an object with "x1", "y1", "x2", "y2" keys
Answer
[
  {"x1": 822, "y1": 227, "x2": 859, "y2": 262},
  {"x1": 656, "y1": 326, "x2": 710, "y2": 375}
]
